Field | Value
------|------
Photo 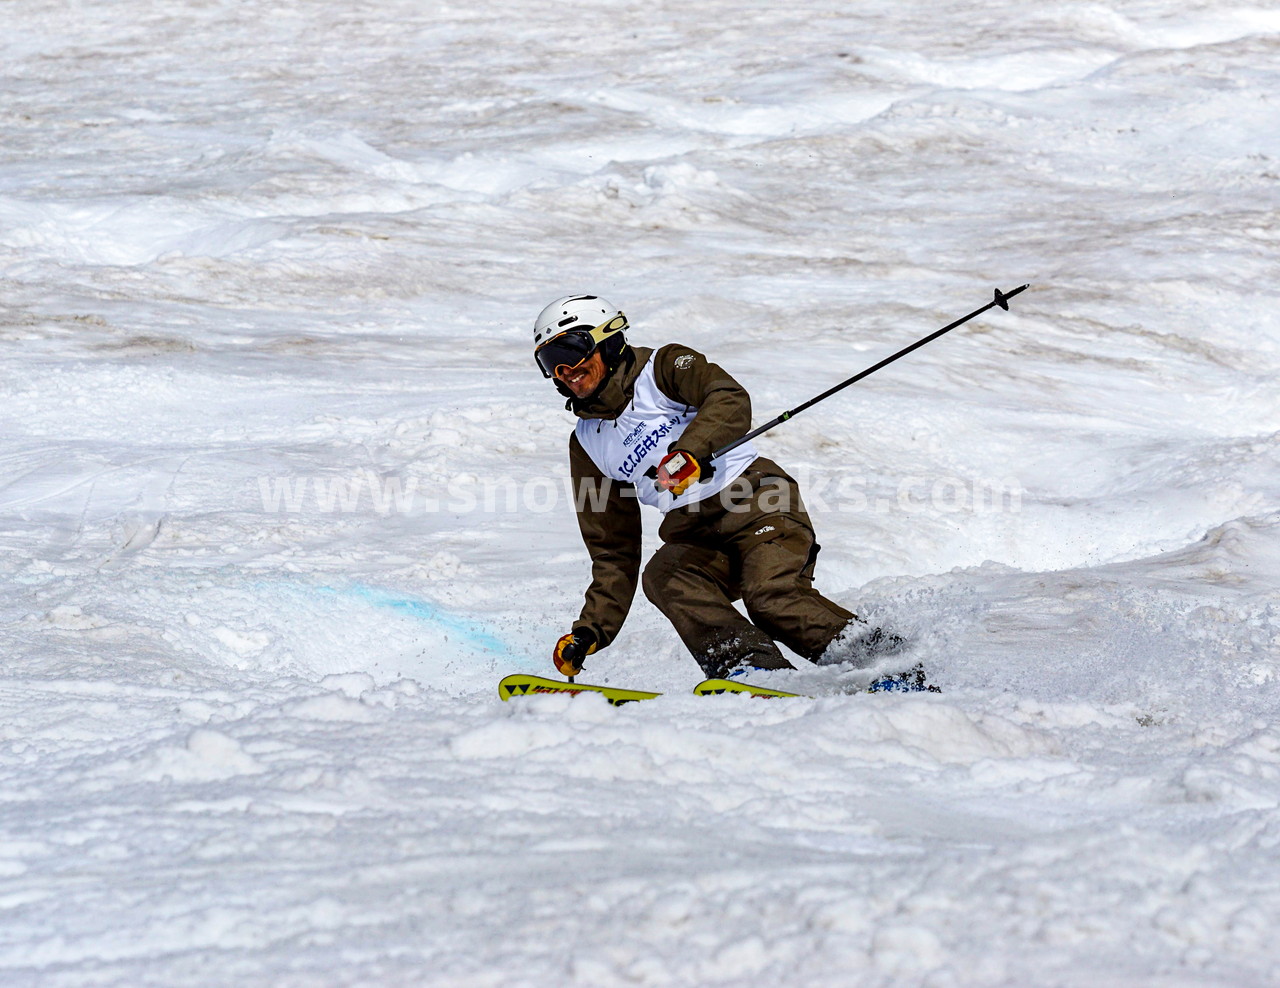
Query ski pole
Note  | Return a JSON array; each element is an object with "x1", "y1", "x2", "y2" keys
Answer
[{"x1": 711, "y1": 284, "x2": 1029, "y2": 461}]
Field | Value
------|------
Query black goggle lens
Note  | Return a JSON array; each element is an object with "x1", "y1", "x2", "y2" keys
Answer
[{"x1": 535, "y1": 330, "x2": 595, "y2": 378}]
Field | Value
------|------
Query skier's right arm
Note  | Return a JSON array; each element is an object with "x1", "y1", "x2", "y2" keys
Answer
[{"x1": 568, "y1": 432, "x2": 642, "y2": 651}]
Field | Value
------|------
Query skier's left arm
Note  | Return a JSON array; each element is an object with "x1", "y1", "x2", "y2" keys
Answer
[
  {"x1": 652, "y1": 342, "x2": 752, "y2": 468},
  {"x1": 569, "y1": 432, "x2": 642, "y2": 650}
]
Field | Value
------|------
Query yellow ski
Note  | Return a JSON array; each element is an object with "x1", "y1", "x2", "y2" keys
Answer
[
  {"x1": 498, "y1": 674, "x2": 661, "y2": 706},
  {"x1": 692, "y1": 678, "x2": 804, "y2": 699}
]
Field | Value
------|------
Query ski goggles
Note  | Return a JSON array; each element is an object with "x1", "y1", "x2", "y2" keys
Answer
[{"x1": 534, "y1": 313, "x2": 627, "y2": 378}]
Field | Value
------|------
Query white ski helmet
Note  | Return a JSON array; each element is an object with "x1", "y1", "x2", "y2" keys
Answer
[
  {"x1": 532, "y1": 294, "x2": 629, "y2": 379},
  {"x1": 533, "y1": 294, "x2": 626, "y2": 347}
]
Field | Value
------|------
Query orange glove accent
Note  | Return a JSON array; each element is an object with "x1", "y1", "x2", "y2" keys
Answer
[
  {"x1": 553, "y1": 629, "x2": 598, "y2": 677},
  {"x1": 656, "y1": 450, "x2": 702, "y2": 496}
]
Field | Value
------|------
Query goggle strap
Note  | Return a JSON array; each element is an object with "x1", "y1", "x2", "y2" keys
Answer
[{"x1": 584, "y1": 312, "x2": 627, "y2": 346}]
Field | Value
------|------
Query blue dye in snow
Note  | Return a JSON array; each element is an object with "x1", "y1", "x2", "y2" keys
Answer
[{"x1": 314, "y1": 582, "x2": 514, "y2": 657}]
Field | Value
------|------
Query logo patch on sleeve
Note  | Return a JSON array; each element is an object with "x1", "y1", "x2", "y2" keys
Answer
[{"x1": 674, "y1": 354, "x2": 695, "y2": 369}]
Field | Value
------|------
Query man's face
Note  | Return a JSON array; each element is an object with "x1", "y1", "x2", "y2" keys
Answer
[{"x1": 556, "y1": 350, "x2": 607, "y2": 399}]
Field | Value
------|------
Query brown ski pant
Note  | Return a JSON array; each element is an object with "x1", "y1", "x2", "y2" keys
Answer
[{"x1": 641, "y1": 458, "x2": 856, "y2": 678}]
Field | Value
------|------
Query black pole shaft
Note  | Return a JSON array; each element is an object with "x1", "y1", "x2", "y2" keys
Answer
[{"x1": 711, "y1": 285, "x2": 1029, "y2": 461}]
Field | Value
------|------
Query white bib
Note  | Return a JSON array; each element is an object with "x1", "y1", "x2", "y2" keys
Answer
[{"x1": 575, "y1": 355, "x2": 759, "y2": 513}]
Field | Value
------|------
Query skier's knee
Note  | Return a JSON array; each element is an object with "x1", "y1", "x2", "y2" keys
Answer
[
  {"x1": 641, "y1": 553, "x2": 676, "y2": 606},
  {"x1": 738, "y1": 577, "x2": 791, "y2": 627}
]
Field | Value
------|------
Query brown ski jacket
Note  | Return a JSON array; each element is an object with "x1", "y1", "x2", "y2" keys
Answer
[{"x1": 568, "y1": 343, "x2": 754, "y2": 647}]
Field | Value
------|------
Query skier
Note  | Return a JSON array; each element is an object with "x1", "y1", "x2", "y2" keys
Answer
[{"x1": 535, "y1": 294, "x2": 919, "y2": 685}]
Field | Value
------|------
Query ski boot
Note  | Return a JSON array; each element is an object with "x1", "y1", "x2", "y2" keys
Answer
[{"x1": 867, "y1": 663, "x2": 941, "y2": 693}]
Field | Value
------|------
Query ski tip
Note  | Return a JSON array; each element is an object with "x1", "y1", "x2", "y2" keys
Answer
[{"x1": 693, "y1": 678, "x2": 805, "y2": 699}]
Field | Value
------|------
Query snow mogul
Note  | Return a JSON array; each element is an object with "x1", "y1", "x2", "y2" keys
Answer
[{"x1": 535, "y1": 294, "x2": 924, "y2": 686}]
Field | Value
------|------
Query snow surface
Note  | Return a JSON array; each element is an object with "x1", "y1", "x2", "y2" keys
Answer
[{"x1": 2, "y1": 0, "x2": 1279, "y2": 984}]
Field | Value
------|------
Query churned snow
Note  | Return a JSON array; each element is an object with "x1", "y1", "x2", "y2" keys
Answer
[{"x1": 2, "y1": 0, "x2": 1279, "y2": 985}]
